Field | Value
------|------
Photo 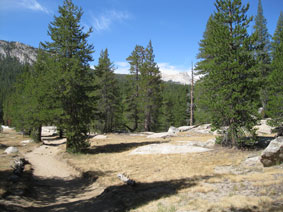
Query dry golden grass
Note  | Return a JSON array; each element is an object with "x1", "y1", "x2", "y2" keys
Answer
[
  {"x1": 0, "y1": 128, "x2": 38, "y2": 197},
  {"x1": 60, "y1": 133, "x2": 283, "y2": 211},
  {"x1": 1, "y1": 129, "x2": 283, "y2": 211}
]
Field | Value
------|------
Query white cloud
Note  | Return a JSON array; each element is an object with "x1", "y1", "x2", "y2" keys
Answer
[
  {"x1": 0, "y1": 0, "x2": 49, "y2": 13},
  {"x1": 114, "y1": 61, "x2": 130, "y2": 74},
  {"x1": 91, "y1": 10, "x2": 130, "y2": 32},
  {"x1": 158, "y1": 62, "x2": 191, "y2": 75}
]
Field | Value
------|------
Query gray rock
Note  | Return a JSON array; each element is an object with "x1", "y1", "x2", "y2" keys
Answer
[
  {"x1": 242, "y1": 156, "x2": 260, "y2": 166},
  {"x1": 21, "y1": 139, "x2": 33, "y2": 145},
  {"x1": 260, "y1": 136, "x2": 283, "y2": 167},
  {"x1": 147, "y1": 132, "x2": 173, "y2": 139},
  {"x1": 178, "y1": 126, "x2": 195, "y2": 132},
  {"x1": 4, "y1": 146, "x2": 18, "y2": 154},
  {"x1": 253, "y1": 119, "x2": 275, "y2": 135},
  {"x1": 168, "y1": 126, "x2": 179, "y2": 134},
  {"x1": 93, "y1": 135, "x2": 107, "y2": 139}
]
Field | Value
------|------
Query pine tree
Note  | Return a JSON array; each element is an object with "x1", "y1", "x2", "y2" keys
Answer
[
  {"x1": 140, "y1": 41, "x2": 162, "y2": 131},
  {"x1": 266, "y1": 12, "x2": 283, "y2": 135},
  {"x1": 272, "y1": 12, "x2": 283, "y2": 52},
  {"x1": 196, "y1": 0, "x2": 259, "y2": 146},
  {"x1": 41, "y1": 0, "x2": 95, "y2": 152},
  {"x1": 94, "y1": 49, "x2": 121, "y2": 133},
  {"x1": 125, "y1": 45, "x2": 144, "y2": 131},
  {"x1": 196, "y1": 15, "x2": 215, "y2": 75},
  {"x1": 253, "y1": 0, "x2": 271, "y2": 117}
]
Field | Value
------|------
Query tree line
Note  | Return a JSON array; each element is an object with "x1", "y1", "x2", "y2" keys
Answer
[
  {"x1": 195, "y1": 0, "x2": 283, "y2": 146},
  {"x1": 1, "y1": 0, "x2": 189, "y2": 152},
  {"x1": 1, "y1": 0, "x2": 282, "y2": 152}
]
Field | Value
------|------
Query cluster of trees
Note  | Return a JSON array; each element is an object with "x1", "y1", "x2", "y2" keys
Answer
[
  {"x1": 2, "y1": 0, "x2": 189, "y2": 152},
  {"x1": 0, "y1": 56, "x2": 27, "y2": 124},
  {"x1": 195, "y1": 0, "x2": 283, "y2": 146},
  {"x1": 2, "y1": 0, "x2": 282, "y2": 151}
]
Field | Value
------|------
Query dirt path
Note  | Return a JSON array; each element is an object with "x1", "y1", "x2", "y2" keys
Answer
[
  {"x1": 13, "y1": 138, "x2": 104, "y2": 212},
  {"x1": 25, "y1": 139, "x2": 80, "y2": 179}
]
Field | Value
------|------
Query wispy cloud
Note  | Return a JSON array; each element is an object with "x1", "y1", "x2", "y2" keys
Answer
[
  {"x1": 115, "y1": 61, "x2": 130, "y2": 74},
  {"x1": 91, "y1": 10, "x2": 130, "y2": 32},
  {"x1": 158, "y1": 63, "x2": 190, "y2": 75},
  {"x1": 0, "y1": 0, "x2": 49, "y2": 14}
]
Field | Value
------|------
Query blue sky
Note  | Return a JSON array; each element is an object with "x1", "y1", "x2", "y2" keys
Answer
[{"x1": 0, "y1": 0, "x2": 282, "y2": 75}]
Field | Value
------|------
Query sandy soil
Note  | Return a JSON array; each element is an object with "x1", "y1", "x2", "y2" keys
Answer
[
  {"x1": 25, "y1": 139, "x2": 80, "y2": 179},
  {"x1": 1, "y1": 128, "x2": 283, "y2": 212}
]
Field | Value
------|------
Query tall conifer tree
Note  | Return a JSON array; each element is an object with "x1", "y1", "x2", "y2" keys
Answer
[
  {"x1": 94, "y1": 49, "x2": 121, "y2": 133},
  {"x1": 140, "y1": 41, "x2": 162, "y2": 131},
  {"x1": 41, "y1": 0, "x2": 95, "y2": 152},
  {"x1": 266, "y1": 12, "x2": 283, "y2": 135},
  {"x1": 253, "y1": 0, "x2": 271, "y2": 117},
  {"x1": 125, "y1": 45, "x2": 144, "y2": 131},
  {"x1": 196, "y1": 0, "x2": 258, "y2": 146}
]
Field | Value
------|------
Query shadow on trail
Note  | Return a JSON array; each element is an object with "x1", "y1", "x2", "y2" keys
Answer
[
  {"x1": 0, "y1": 143, "x2": 8, "y2": 150},
  {"x1": 28, "y1": 171, "x2": 100, "y2": 205},
  {"x1": 28, "y1": 175, "x2": 212, "y2": 212},
  {"x1": 42, "y1": 141, "x2": 67, "y2": 147},
  {"x1": 83, "y1": 140, "x2": 168, "y2": 154}
]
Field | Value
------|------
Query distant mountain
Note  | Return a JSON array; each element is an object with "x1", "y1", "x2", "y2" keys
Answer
[
  {"x1": 0, "y1": 40, "x2": 193, "y2": 85},
  {"x1": 161, "y1": 71, "x2": 191, "y2": 85},
  {"x1": 0, "y1": 40, "x2": 37, "y2": 65}
]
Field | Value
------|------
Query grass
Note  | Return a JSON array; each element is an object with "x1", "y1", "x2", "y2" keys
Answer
[
  {"x1": 0, "y1": 128, "x2": 38, "y2": 197},
  {"x1": 1, "y1": 129, "x2": 283, "y2": 211},
  {"x1": 60, "y1": 133, "x2": 283, "y2": 211}
]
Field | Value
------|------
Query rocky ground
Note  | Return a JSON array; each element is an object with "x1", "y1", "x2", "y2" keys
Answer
[{"x1": 0, "y1": 125, "x2": 282, "y2": 212}]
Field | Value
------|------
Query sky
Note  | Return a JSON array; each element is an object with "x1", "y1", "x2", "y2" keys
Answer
[{"x1": 0, "y1": 0, "x2": 283, "y2": 75}]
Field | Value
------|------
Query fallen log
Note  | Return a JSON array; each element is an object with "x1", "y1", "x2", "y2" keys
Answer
[{"x1": 117, "y1": 173, "x2": 136, "y2": 186}]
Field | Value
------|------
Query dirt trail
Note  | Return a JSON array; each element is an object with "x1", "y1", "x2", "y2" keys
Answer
[
  {"x1": 20, "y1": 138, "x2": 104, "y2": 212},
  {"x1": 25, "y1": 139, "x2": 80, "y2": 179}
]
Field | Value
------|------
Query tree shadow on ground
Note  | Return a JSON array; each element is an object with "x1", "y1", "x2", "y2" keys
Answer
[
  {"x1": 0, "y1": 170, "x2": 103, "y2": 212},
  {"x1": 28, "y1": 175, "x2": 212, "y2": 212},
  {"x1": 42, "y1": 141, "x2": 67, "y2": 147},
  {"x1": 28, "y1": 171, "x2": 102, "y2": 204},
  {"x1": 238, "y1": 136, "x2": 275, "y2": 150},
  {"x1": 83, "y1": 140, "x2": 168, "y2": 154},
  {"x1": 0, "y1": 143, "x2": 8, "y2": 149}
]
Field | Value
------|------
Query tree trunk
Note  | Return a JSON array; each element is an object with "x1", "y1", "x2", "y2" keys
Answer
[
  {"x1": 37, "y1": 125, "x2": 42, "y2": 142},
  {"x1": 59, "y1": 129, "x2": 64, "y2": 138},
  {"x1": 190, "y1": 63, "x2": 194, "y2": 126}
]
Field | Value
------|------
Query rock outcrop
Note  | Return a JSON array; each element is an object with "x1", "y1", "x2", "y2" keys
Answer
[
  {"x1": 0, "y1": 40, "x2": 37, "y2": 65},
  {"x1": 260, "y1": 137, "x2": 283, "y2": 167},
  {"x1": 4, "y1": 146, "x2": 19, "y2": 154},
  {"x1": 253, "y1": 119, "x2": 275, "y2": 135},
  {"x1": 168, "y1": 126, "x2": 179, "y2": 134}
]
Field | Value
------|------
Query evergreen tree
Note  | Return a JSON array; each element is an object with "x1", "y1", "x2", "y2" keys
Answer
[
  {"x1": 272, "y1": 12, "x2": 283, "y2": 52},
  {"x1": 0, "y1": 56, "x2": 26, "y2": 124},
  {"x1": 139, "y1": 41, "x2": 162, "y2": 131},
  {"x1": 125, "y1": 45, "x2": 144, "y2": 131},
  {"x1": 94, "y1": 49, "x2": 121, "y2": 133},
  {"x1": 266, "y1": 12, "x2": 283, "y2": 135},
  {"x1": 41, "y1": 0, "x2": 95, "y2": 152},
  {"x1": 196, "y1": 0, "x2": 259, "y2": 146},
  {"x1": 196, "y1": 15, "x2": 215, "y2": 75},
  {"x1": 253, "y1": 0, "x2": 271, "y2": 117}
]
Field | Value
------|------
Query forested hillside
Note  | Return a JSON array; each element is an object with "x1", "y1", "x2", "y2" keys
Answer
[
  {"x1": 0, "y1": 40, "x2": 190, "y2": 140},
  {"x1": 1, "y1": 0, "x2": 282, "y2": 152}
]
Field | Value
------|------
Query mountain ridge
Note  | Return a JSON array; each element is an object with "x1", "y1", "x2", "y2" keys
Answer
[
  {"x1": 0, "y1": 40, "x2": 192, "y2": 85},
  {"x1": 0, "y1": 40, "x2": 37, "y2": 65}
]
